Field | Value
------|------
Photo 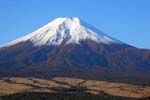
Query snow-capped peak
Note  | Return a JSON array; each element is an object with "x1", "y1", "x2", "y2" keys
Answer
[{"x1": 1, "y1": 17, "x2": 122, "y2": 47}]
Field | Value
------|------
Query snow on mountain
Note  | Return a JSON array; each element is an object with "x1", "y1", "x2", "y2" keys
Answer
[{"x1": 1, "y1": 17, "x2": 122, "y2": 47}]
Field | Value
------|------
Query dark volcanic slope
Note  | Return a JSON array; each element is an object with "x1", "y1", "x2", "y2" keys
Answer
[{"x1": 0, "y1": 40, "x2": 150, "y2": 85}]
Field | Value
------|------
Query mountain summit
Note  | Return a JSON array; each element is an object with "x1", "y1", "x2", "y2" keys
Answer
[
  {"x1": 3, "y1": 17, "x2": 122, "y2": 47},
  {"x1": 0, "y1": 17, "x2": 150, "y2": 85}
]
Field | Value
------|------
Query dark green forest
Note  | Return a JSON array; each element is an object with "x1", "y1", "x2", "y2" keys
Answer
[{"x1": 0, "y1": 92, "x2": 149, "y2": 100}]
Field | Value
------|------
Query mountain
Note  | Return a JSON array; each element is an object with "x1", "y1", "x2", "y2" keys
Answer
[{"x1": 0, "y1": 17, "x2": 150, "y2": 85}]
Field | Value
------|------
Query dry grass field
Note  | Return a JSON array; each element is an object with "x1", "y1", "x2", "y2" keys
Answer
[{"x1": 0, "y1": 77, "x2": 149, "y2": 99}]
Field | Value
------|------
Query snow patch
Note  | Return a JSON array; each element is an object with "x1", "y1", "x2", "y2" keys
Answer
[{"x1": 1, "y1": 17, "x2": 123, "y2": 48}]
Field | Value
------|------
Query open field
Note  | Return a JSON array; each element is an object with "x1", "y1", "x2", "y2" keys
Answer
[{"x1": 0, "y1": 77, "x2": 149, "y2": 99}]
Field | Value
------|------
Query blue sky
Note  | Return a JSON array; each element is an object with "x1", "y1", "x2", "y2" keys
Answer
[{"x1": 0, "y1": 0, "x2": 150, "y2": 49}]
